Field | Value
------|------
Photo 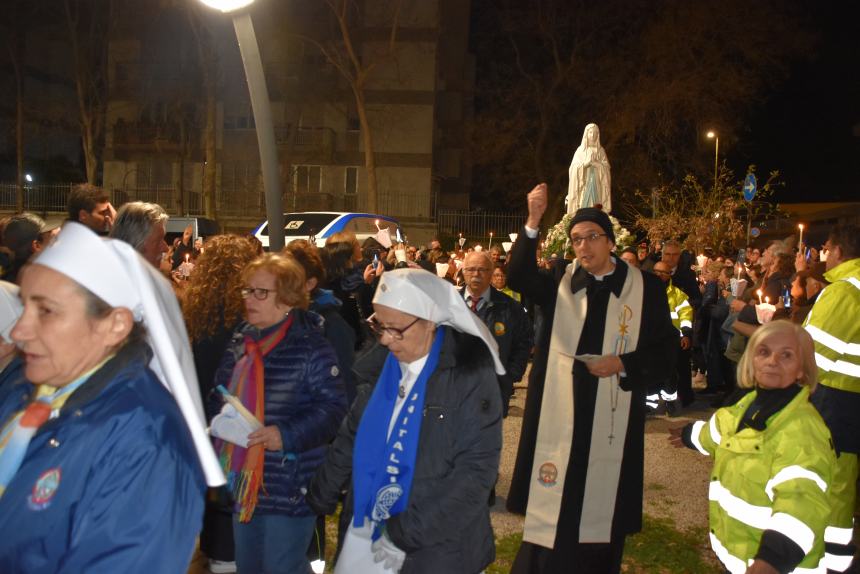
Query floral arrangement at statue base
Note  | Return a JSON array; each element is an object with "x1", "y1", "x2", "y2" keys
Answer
[{"x1": 542, "y1": 211, "x2": 633, "y2": 260}]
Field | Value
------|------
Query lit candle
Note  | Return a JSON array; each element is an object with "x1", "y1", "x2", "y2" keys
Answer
[
  {"x1": 757, "y1": 289, "x2": 763, "y2": 305},
  {"x1": 765, "y1": 296, "x2": 770, "y2": 305},
  {"x1": 798, "y1": 223, "x2": 804, "y2": 248},
  {"x1": 375, "y1": 219, "x2": 381, "y2": 231},
  {"x1": 488, "y1": 231, "x2": 494, "y2": 250},
  {"x1": 185, "y1": 253, "x2": 190, "y2": 263}
]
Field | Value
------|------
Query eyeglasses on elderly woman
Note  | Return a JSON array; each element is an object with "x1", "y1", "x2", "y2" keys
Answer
[
  {"x1": 240, "y1": 286, "x2": 272, "y2": 300},
  {"x1": 366, "y1": 312, "x2": 421, "y2": 340}
]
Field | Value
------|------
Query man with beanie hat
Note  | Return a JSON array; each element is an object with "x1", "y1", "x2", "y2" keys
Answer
[{"x1": 506, "y1": 184, "x2": 677, "y2": 573}]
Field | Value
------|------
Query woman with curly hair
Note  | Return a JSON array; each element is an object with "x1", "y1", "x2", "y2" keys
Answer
[{"x1": 181, "y1": 234, "x2": 258, "y2": 573}]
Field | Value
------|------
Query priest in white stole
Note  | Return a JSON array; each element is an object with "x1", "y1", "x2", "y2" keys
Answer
[{"x1": 507, "y1": 185, "x2": 677, "y2": 574}]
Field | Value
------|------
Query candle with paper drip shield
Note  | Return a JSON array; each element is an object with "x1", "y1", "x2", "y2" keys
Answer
[
  {"x1": 755, "y1": 295, "x2": 776, "y2": 324},
  {"x1": 178, "y1": 252, "x2": 196, "y2": 279}
]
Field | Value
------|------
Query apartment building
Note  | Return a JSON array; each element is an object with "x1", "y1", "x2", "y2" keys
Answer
[{"x1": 101, "y1": 0, "x2": 474, "y2": 240}]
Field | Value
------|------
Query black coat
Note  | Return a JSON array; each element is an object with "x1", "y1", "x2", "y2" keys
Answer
[
  {"x1": 671, "y1": 263, "x2": 702, "y2": 309},
  {"x1": 505, "y1": 228, "x2": 676, "y2": 542},
  {"x1": 307, "y1": 327, "x2": 502, "y2": 574},
  {"x1": 311, "y1": 289, "x2": 357, "y2": 405},
  {"x1": 466, "y1": 287, "x2": 533, "y2": 415}
]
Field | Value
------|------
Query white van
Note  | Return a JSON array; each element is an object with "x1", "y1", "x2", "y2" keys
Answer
[{"x1": 253, "y1": 212, "x2": 403, "y2": 250}]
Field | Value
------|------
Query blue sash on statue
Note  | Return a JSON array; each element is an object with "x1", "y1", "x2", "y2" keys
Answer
[
  {"x1": 581, "y1": 166, "x2": 598, "y2": 209},
  {"x1": 352, "y1": 328, "x2": 445, "y2": 540}
]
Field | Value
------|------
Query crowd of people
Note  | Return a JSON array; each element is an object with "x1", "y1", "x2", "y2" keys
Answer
[{"x1": 0, "y1": 181, "x2": 855, "y2": 574}]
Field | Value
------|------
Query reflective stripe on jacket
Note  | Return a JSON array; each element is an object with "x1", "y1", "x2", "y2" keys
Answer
[
  {"x1": 692, "y1": 387, "x2": 836, "y2": 573},
  {"x1": 803, "y1": 258, "x2": 860, "y2": 393},
  {"x1": 667, "y1": 282, "x2": 693, "y2": 335}
]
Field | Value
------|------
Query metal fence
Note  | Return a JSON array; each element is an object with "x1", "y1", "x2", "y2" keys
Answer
[
  {"x1": 0, "y1": 183, "x2": 74, "y2": 213},
  {"x1": 437, "y1": 209, "x2": 526, "y2": 239},
  {"x1": 0, "y1": 182, "x2": 435, "y2": 224}
]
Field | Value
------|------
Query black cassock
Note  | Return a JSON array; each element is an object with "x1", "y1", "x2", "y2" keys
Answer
[{"x1": 506, "y1": 229, "x2": 676, "y2": 572}]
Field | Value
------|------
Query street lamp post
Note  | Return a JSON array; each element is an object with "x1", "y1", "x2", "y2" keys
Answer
[
  {"x1": 706, "y1": 131, "x2": 719, "y2": 194},
  {"x1": 198, "y1": 0, "x2": 285, "y2": 251}
]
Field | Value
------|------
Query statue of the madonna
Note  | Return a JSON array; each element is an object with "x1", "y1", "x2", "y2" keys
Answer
[{"x1": 566, "y1": 123, "x2": 612, "y2": 214}]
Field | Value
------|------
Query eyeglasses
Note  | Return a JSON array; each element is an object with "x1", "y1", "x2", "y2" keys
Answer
[
  {"x1": 570, "y1": 233, "x2": 608, "y2": 247},
  {"x1": 366, "y1": 313, "x2": 421, "y2": 340},
  {"x1": 241, "y1": 287, "x2": 273, "y2": 300},
  {"x1": 463, "y1": 267, "x2": 491, "y2": 275}
]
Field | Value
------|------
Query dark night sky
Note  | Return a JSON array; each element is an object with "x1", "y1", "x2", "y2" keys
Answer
[
  {"x1": 468, "y1": 0, "x2": 859, "y2": 206},
  {"x1": 736, "y1": 3, "x2": 859, "y2": 203}
]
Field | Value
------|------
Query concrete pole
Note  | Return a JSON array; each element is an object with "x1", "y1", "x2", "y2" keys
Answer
[{"x1": 232, "y1": 12, "x2": 284, "y2": 251}]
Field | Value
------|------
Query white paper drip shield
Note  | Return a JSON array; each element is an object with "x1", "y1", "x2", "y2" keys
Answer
[
  {"x1": 32, "y1": 222, "x2": 225, "y2": 486},
  {"x1": 373, "y1": 268, "x2": 506, "y2": 375}
]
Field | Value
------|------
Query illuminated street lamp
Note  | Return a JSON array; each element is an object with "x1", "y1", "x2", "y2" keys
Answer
[
  {"x1": 198, "y1": 0, "x2": 285, "y2": 251},
  {"x1": 706, "y1": 131, "x2": 719, "y2": 194}
]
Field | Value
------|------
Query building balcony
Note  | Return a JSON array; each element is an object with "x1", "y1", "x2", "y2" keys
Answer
[
  {"x1": 111, "y1": 120, "x2": 198, "y2": 154},
  {"x1": 274, "y1": 126, "x2": 336, "y2": 162}
]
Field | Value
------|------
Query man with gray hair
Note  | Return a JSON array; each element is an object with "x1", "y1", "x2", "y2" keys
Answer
[
  {"x1": 109, "y1": 201, "x2": 169, "y2": 268},
  {"x1": 462, "y1": 249, "x2": 532, "y2": 417}
]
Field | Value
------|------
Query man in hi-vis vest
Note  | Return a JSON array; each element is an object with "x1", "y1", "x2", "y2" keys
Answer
[{"x1": 803, "y1": 224, "x2": 860, "y2": 573}]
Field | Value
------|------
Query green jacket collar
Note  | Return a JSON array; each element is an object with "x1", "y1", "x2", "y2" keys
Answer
[{"x1": 824, "y1": 257, "x2": 860, "y2": 283}]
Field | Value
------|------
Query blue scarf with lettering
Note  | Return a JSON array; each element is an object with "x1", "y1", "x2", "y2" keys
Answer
[{"x1": 352, "y1": 328, "x2": 445, "y2": 539}]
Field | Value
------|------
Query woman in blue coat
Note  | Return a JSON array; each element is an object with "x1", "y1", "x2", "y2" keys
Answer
[
  {"x1": 0, "y1": 223, "x2": 223, "y2": 573},
  {"x1": 213, "y1": 253, "x2": 348, "y2": 574}
]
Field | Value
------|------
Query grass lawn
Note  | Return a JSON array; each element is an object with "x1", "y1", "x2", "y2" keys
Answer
[
  {"x1": 322, "y1": 512, "x2": 721, "y2": 573},
  {"x1": 487, "y1": 515, "x2": 721, "y2": 574}
]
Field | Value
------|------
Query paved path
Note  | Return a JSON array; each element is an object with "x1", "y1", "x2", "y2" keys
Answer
[{"x1": 491, "y1": 373, "x2": 718, "y2": 538}]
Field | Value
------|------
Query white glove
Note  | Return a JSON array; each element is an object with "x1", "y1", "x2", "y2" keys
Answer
[{"x1": 371, "y1": 532, "x2": 406, "y2": 572}]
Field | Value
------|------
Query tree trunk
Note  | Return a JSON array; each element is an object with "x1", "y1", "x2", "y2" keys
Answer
[
  {"x1": 83, "y1": 121, "x2": 98, "y2": 184},
  {"x1": 12, "y1": 37, "x2": 24, "y2": 212},
  {"x1": 202, "y1": 90, "x2": 217, "y2": 219},
  {"x1": 354, "y1": 88, "x2": 378, "y2": 213}
]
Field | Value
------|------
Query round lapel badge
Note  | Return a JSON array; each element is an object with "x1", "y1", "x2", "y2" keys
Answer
[
  {"x1": 538, "y1": 462, "x2": 558, "y2": 487},
  {"x1": 28, "y1": 467, "x2": 61, "y2": 511}
]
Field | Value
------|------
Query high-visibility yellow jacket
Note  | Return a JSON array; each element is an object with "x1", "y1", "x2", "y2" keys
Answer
[
  {"x1": 803, "y1": 258, "x2": 860, "y2": 393},
  {"x1": 691, "y1": 387, "x2": 835, "y2": 573},
  {"x1": 666, "y1": 281, "x2": 693, "y2": 337}
]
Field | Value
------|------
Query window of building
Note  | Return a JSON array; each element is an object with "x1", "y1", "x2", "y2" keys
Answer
[
  {"x1": 294, "y1": 165, "x2": 322, "y2": 194},
  {"x1": 345, "y1": 167, "x2": 358, "y2": 195}
]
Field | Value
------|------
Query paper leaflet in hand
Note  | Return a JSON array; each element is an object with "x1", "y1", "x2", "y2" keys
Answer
[
  {"x1": 209, "y1": 385, "x2": 263, "y2": 447},
  {"x1": 209, "y1": 403, "x2": 262, "y2": 448},
  {"x1": 574, "y1": 354, "x2": 601, "y2": 363}
]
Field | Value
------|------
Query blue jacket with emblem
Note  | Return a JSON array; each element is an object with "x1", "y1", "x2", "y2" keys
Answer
[
  {"x1": 0, "y1": 341, "x2": 206, "y2": 574},
  {"x1": 213, "y1": 307, "x2": 348, "y2": 516}
]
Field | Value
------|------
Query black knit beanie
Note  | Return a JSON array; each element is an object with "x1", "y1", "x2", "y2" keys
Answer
[{"x1": 567, "y1": 207, "x2": 615, "y2": 244}]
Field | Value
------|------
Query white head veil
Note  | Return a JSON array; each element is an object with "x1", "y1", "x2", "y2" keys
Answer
[
  {"x1": 373, "y1": 269, "x2": 506, "y2": 375},
  {"x1": 32, "y1": 223, "x2": 225, "y2": 487}
]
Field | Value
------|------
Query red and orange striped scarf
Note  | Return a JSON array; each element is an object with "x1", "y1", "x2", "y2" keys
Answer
[{"x1": 218, "y1": 314, "x2": 294, "y2": 522}]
